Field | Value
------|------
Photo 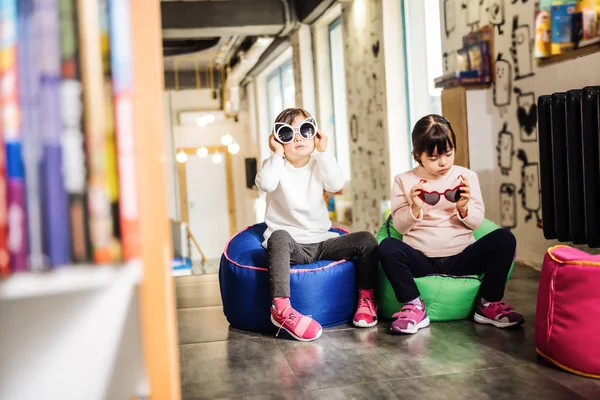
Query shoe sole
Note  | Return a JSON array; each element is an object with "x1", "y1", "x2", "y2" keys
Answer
[
  {"x1": 271, "y1": 315, "x2": 323, "y2": 342},
  {"x1": 353, "y1": 319, "x2": 378, "y2": 328},
  {"x1": 474, "y1": 313, "x2": 524, "y2": 328},
  {"x1": 391, "y1": 316, "x2": 430, "y2": 334}
]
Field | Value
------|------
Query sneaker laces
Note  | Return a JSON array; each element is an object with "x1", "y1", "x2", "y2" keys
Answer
[
  {"x1": 358, "y1": 296, "x2": 376, "y2": 316},
  {"x1": 274, "y1": 306, "x2": 312, "y2": 338}
]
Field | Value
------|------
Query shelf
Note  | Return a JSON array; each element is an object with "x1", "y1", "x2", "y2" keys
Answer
[
  {"x1": 537, "y1": 41, "x2": 600, "y2": 67},
  {"x1": 0, "y1": 261, "x2": 142, "y2": 301}
]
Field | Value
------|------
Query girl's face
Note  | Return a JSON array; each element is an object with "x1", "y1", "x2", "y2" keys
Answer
[
  {"x1": 419, "y1": 146, "x2": 455, "y2": 177},
  {"x1": 283, "y1": 115, "x2": 316, "y2": 161}
]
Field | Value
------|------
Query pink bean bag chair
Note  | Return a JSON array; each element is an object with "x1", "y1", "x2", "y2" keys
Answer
[{"x1": 536, "y1": 245, "x2": 600, "y2": 379}]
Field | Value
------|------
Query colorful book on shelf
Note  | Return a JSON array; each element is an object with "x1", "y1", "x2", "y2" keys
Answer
[
  {"x1": 98, "y1": 0, "x2": 121, "y2": 261},
  {"x1": 0, "y1": 0, "x2": 12, "y2": 276},
  {"x1": 462, "y1": 25, "x2": 493, "y2": 47},
  {"x1": 77, "y1": 0, "x2": 120, "y2": 263},
  {"x1": 59, "y1": 0, "x2": 92, "y2": 263},
  {"x1": 108, "y1": 0, "x2": 141, "y2": 260},
  {"x1": 99, "y1": 0, "x2": 122, "y2": 261},
  {"x1": 577, "y1": 0, "x2": 600, "y2": 41},
  {"x1": 535, "y1": 8, "x2": 553, "y2": 58},
  {"x1": 18, "y1": 0, "x2": 48, "y2": 271},
  {"x1": 3, "y1": 0, "x2": 28, "y2": 273},
  {"x1": 36, "y1": 0, "x2": 72, "y2": 268},
  {"x1": 551, "y1": 2, "x2": 578, "y2": 54}
]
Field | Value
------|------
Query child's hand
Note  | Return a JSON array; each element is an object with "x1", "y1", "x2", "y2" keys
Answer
[
  {"x1": 314, "y1": 131, "x2": 328, "y2": 152},
  {"x1": 456, "y1": 176, "x2": 471, "y2": 217},
  {"x1": 269, "y1": 133, "x2": 284, "y2": 157},
  {"x1": 409, "y1": 181, "x2": 425, "y2": 217}
]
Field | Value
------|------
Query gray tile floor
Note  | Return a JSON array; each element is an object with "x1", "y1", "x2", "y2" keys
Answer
[{"x1": 174, "y1": 266, "x2": 600, "y2": 400}]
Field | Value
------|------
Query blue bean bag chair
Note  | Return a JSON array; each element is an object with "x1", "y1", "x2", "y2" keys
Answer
[{"x1": 219, "y1": 223, "x2": 357, "y2": 332}]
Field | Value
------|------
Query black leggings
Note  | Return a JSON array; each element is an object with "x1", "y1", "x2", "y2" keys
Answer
[
  {"x1": 378, "y1": 228, "x2": 516, "y2": 303},
  {"x1": 267, "y1": 230, "x2": 379, "y2": 298}
]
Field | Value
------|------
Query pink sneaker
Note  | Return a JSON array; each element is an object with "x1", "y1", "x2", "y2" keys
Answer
[
  {"x1": 390, "y1": 301, "x2": 430, "y2": 334},
  {"x1": 353, "y1": 288, "x2": 378, "y2": 328},
  {"x1": 474, "y1": 298, "x2": 524, "y2": 328},
  {"x1": 271, "y1": 304, "x2": 323, "y2": 341}
]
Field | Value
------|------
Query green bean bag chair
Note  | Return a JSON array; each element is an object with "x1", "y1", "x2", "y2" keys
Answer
[{"x1": 376, "y1": 217, "x2": 514, "y2": 321}]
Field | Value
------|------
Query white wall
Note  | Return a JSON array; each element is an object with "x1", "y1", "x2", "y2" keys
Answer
[
  {"x1": 439, "y1": 0, "x2": 600, "y2": 267},
  {"x1": 163, "y1": 89, "x2": 259, "y2": 234}
]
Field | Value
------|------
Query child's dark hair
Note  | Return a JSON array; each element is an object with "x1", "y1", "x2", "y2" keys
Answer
[
  {"x1": 274, "y1": 108, "x2": 311, "y2": 125},
  {"x1": 411, "y1": 114, "x2": 457, "y2": 164}
]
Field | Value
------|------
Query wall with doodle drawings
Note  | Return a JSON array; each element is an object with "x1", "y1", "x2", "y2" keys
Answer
[
  {"x1": 340, "y1": 0, "x2": 392, "y2": 235},
  {"x1": 439, "y1": 0, "x2": 600, "y2": 267}
]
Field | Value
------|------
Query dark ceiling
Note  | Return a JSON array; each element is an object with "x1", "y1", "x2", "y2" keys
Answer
[{"x1": 161, "y1": 0, "x2": 336, "y2": 80}]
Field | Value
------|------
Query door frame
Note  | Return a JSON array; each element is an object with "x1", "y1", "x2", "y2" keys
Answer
[{"x1": 177, "y1": 145, "x2": 237, "y2": 238}]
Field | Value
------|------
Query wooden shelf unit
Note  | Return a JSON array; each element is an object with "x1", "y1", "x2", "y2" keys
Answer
[
  {"x1": 131, "y1": 0, "x2": 182, "y2": 398},
  {"x1": 0, "y1": 1, "x2": 182, "y2": 399}
]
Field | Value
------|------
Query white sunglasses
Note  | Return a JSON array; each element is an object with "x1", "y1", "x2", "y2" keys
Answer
[{"x1": 273, "y1": 117, "x2": 318, "y2": 144}]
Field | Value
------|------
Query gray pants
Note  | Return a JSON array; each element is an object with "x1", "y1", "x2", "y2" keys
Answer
[{"x1": 267, "y1": 230, "x2": 378, "y2": 298}]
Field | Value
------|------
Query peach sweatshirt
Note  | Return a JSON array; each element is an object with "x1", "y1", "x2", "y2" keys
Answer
[{"x1": 391, "y1": 165, "x2": 485, "y2": 257}]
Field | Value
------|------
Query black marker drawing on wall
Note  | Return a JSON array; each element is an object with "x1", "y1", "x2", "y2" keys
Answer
[
  {"x1": 443, "y1": 51, "x2": 457, "y2": 74},
  {"x1": 369, "y1": 198, "x2": 380, "y2": 235},
  {"x1": 515, "y1": 87, "x2": 538, "y2": 142},
  {"x1": 443, "y1": 52, "x2": 450, "y2": 73},
  {"x1": 444, "y1": 0, "x2": 456, "y2": 38},
  {"x1": 372, "y1": 40, "x2": 380, "y2": 58},
  {"x1": 496, "y1": 122, "x2": 515, "y2": 175},
  {"x1": 365, "y1": 149, "x2": 377, "y2": 190},
  {"x1": 493, "y1": 53, "x2": 512, "y2": 116},
  {"x1": 500, "y1": 183, "x2": 517, "y2": 229},
  {"x1": 517, "y1": 149, "x2": 542, "y2": 223},
  {"x1": 462, "y1": 0, "x2": 484, "y2": 31},
  {"x1": 370, "y1": 72, "x2": 384, "y2": 115},
  {"x1": 511, "y1": 0, "x2": 529, "y2": 3},
  {"x1": 379, "y1": 160, "x2": 387, "y2": 191},
  {"x1": 487, "y1": 0, "x2": 505, "y2": 35},
  {"x1": 511, "y1": 15, "x2": 535, "y2": 80},
  {"x1": 350, "y1": 114, "x2": 359, "y2": 143},
  {"x1": 357, "y1": 147, "x2": 369, "y2": 182}
]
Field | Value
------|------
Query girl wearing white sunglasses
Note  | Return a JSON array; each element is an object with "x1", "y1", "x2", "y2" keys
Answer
[{"x1": 255, "y1": 108, "x2": 379, "y2": 342}]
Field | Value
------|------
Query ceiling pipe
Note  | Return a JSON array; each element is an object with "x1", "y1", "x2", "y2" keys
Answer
[
  {"x1": 277, "y1": 0, "x2": 297, "y2": 37},
  {"x1": 224, "y1": 37, "x2": 275, "y2": 115}
]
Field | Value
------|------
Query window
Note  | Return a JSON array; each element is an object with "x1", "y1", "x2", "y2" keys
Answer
[
  {"x1": 402, "y1": 0, "x2": 443, "y2": 166},
  {"x1": 266, "y1": 59, "x2": 295, "y2": 124},
  {"x1": 328, "y1": 18, "x2": 351, "y2": 181}
]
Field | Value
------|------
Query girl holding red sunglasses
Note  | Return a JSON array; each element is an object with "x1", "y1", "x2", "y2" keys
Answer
[
  {"x1": 255, "y1": 108, "x2": 379, "y2": 342},
  {"x1": 379, "y1": 114, "x2": 523, "y2": 335}
]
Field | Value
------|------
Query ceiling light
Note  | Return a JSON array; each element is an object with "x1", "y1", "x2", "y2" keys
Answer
[
  {"x1": 176, "y1": 150, "x2": 188, "y2": 163},
  {"x1": 228, "y1": 142, "x2": 240, "y2": 155},
  {"x1": 212, "y1": 152, "x2": 223, "y2": 164},
  {"x1": 220, "y1": 133, "x2": 233, "y2": 146},
  {"x1": 196, "y1": 147, "x2": 208, "y2": 158}
]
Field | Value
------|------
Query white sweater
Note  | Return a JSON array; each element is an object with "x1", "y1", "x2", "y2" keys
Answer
[{"x1": 255, "y1": 151, "x2": 345, "y2": 248}]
